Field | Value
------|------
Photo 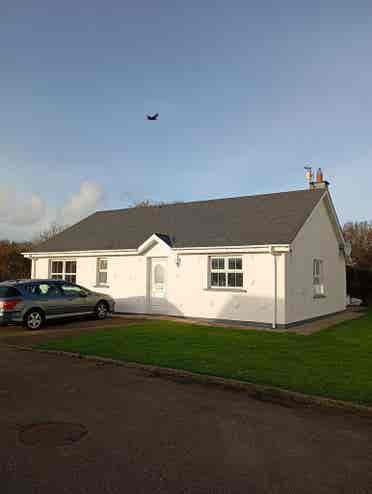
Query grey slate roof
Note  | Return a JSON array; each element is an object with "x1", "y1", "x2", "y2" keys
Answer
[{"x1": 33, "y1": 189, "x2": 325, "y2": 252}]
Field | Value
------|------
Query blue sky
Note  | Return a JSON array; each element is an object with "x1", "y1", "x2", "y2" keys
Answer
[{"x1": 1, "y1": 1, "x2": 372, "y2": 240}]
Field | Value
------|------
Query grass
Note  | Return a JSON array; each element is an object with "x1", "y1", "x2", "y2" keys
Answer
[{"x1": 37, "y1": 311, "x2": 372, "y2": 405}]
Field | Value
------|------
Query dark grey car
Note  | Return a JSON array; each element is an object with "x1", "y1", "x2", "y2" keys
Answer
[{"x1": 0, "y1": 279, "x2": 115, "y2": 330}]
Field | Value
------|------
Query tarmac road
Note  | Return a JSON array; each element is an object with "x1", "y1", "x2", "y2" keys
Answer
[{"x1": 0, "y1": 345, "x2": 372, "y2": 494}]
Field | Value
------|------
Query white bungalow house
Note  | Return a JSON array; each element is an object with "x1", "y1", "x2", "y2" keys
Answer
[{"x1": 24, "y1": 175, "x2": 347, "y2": 328}]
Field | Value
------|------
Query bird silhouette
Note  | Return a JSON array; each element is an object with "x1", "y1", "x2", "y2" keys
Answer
[{"x1": 146, "y1": 113, "x2": 159, "y2": 121}]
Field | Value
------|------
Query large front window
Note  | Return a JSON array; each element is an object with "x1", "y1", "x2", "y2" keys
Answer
[
  {"x1": 210, "y1": 256, "x2": 243, "y2": 288},
  {"x1": 50, "y1": 260, "x2": 76, "y2": 283}
]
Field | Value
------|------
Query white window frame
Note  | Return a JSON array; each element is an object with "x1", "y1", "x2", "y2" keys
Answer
[
  {"x1": 96, "y1": 258, "x2": 109, "y2": 286},
  {"x1": 49, "y1": 260, "x2": 77, "y2": 284},
  {"x1": 209, "y1": 256, "x2": 243, "y2": 289},
  {"x1": 313, "y1": 259, "x2": 325, "y2": 297}
]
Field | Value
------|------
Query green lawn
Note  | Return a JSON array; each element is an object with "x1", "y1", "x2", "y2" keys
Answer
[{"x1": 38, "y1": 312, "x2": 372, "y2": 405}]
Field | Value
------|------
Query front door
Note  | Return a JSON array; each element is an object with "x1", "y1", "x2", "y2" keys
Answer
[{"x1": 150, "y1": 258, "x2": 168, "y2": 313}]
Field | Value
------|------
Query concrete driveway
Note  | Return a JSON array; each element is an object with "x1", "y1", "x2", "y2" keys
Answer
[{"x1": 0, "y1": 344, "x2": 372, "y2": 494}]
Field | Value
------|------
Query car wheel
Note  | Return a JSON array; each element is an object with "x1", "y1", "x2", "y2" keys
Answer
[
  {"x1": 95, "y1": 301, "x2": 109, "y2": 320},
  {"x1": 24, "y1": 309, "x2": 44, "y2": 331}
]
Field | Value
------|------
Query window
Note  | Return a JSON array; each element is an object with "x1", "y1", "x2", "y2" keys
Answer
[
  {"x1": 65, "y1": 261, "x2": 77, "y2": 283},
  {"x1": 60, "y1": 283, "x2": 88, "y2": 297},
  {"x1": 313, "y1": 259, "x2": 325, "y2": 296},
  {"x1": 23, "y1": 282, "x2": 61, "y2": 297},
  {"x1": 154, "y1": 264, "x2": 165, "y2": 284},
  {"x1": 0, "y1": 286, "x2": 21, "y2": 298},
  {"x1": 210, "y1": 256, "x2": 243, "y2": 289},
  {"x1": 50, "y1": 261, "x2": 63, "y2": 280},
  {"x1": 97, "y1": 259, "x2": 108, "y2": 285},
  {"x1": 50, "y1": 260, "x2": 76, "y2": 283},
  {"x1": 38, "y1": 283, "x2": 61, "y2": 297},
  {"x1": 22, "y1": 283, "x2": 40, "y2": 296}
]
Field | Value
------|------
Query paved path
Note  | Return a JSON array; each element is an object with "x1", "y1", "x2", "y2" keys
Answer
[
  {"x1": 115, "y1": 308, "x2": 365, "y2": 335},
  {"x1": 0, "y1": 345, "x2": 371, "y2": 493}
]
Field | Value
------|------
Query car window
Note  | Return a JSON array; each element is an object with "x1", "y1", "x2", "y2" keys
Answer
[
  {"x1": 34, "y1": 283, "x2": 61, "y2": 297},
  {"x1": 0, "y1": 286, "x2": 21, "y2": 298},
  {"x1": 23, "y1": 284, "x2": 39, "y2": 296},
  {"x1": 60, "y1": 284, "x2": 86, "y2": 297}
]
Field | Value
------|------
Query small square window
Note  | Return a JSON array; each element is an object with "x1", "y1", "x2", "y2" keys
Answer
[
  {"x1": 97, "y1": 259, "x2": 108, "y2": 286},
  {"x1": 313, "y1": 259, "x2": 325, "y2": 296}
]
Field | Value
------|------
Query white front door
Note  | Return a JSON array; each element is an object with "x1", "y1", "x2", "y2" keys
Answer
[{"x1": 150, "y1": 258, "x2": 168, "y2": 313}]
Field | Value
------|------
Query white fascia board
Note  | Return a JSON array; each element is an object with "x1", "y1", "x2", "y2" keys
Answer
[
  {"x1": 174, "y1": 244, "x2": 291, "y2": 255},
  {"x1": 22, "y1": 249, "x2": 138, "y2": 259},
  {"x1": 322, "y1": 191, "x2": 346, "y2": 247},
  {"x1": 23, "y1": 243, "x2": 291, "y2": 259},
  {"x1": 137, "y1": 233, "x2": 172, "y2": 255}
]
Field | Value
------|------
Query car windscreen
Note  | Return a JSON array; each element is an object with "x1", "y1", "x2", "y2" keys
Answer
[{"x1": 0, "y1": 286, "x2": 21, "y2": 298}]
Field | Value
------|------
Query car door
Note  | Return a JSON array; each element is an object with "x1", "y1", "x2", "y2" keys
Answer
[
  {"x1": 58, "y1": 283, "x2": 92, "y2": 314},
  {"x1": 25, "y1": 282, "x2": 64, "y2": 318}
]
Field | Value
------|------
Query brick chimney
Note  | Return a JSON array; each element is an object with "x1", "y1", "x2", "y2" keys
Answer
[{"x1": 310, "y1": 168, "x2": 329, "y2": 190}]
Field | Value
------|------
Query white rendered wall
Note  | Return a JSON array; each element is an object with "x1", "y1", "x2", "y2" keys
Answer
[
  {"x1": 33, "y1": 243, "x2": 286, "y2": 325},
  {"x1": 32, "y1": 258, "x2": 49, "y2": 279},
  {"x1": 286, "y1": 197, "x2": 346, "y2": 324}
]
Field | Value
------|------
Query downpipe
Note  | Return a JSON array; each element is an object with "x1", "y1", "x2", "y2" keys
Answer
[{"x1": 271, "y1": 247, "x2": 278, "y2": 329}]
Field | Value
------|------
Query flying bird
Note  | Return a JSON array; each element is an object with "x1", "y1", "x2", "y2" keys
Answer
[{"x1": 146, "y1": 113, "x2": 159, "y2": 121}]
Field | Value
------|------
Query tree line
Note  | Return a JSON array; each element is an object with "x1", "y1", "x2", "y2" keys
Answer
[{"x1": 0, "y1": 222, "x2": 66, "y2": 282}]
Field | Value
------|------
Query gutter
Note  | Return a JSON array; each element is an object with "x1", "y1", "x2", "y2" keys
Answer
[{"x1": 23, "y1": 244, "x2": 292, "y2": 259}]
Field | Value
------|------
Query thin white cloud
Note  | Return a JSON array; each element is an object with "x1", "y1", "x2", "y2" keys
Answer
[
  {"x1": 0, "y1": 181, "x2": 105, "y2": 241},
  {"x1": 60, "y1": 181, "x2": 104, "y2": 225},
  {"x1": 0, "y1": 187, "x2": 46, "y2": 227}
]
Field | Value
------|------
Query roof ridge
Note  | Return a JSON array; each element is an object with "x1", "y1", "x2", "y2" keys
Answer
[{"x1": 95, "y1": 188, "x2": 320, "y2": 215}]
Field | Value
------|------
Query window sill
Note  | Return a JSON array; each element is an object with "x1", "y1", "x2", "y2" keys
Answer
[
  {"x1": 204, "y1": 288, "x2": 247, "y2": 293},
  {"x1": 94, "y1": 285, "x2": 110, "y2": 289},
  {"x1": 313, "y1": 294, "x2": 326, "y2": 299}
]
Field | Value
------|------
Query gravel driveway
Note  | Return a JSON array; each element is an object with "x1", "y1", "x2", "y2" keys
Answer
[{"x1": 0, "y1": 315, "x2": 143, "y2": 346}]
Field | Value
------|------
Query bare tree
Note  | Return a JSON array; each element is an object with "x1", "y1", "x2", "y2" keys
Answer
[
  {"x1": 131, "y1": 199, "x2": 183, "y2": 208},
  {"x1": 33, "y1": 221, "x2": 69, "y2": 244},
  {"x1": 132, "y1": 199, "x2": 157, "y2": 208},
  {"x1": 343, "y1": 221, "x2": 372, "y2": 269}
]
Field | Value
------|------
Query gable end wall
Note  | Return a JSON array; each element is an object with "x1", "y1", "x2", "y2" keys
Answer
[{"x1": 286, "y1": 197, "x2": 346, "y2": 324}]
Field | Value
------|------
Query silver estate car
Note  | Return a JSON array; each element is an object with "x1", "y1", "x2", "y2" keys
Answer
[{"x1": 0, "y1": 279, "x2": 115, "y2": 330}]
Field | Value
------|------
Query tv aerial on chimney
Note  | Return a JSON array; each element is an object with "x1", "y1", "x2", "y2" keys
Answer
[
  {"x1": 304, "y1": 165, "x2": 329, "y2": 190},
  {"x1": 304, "y1": 165, "x2": 313, "y2": 185}
]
